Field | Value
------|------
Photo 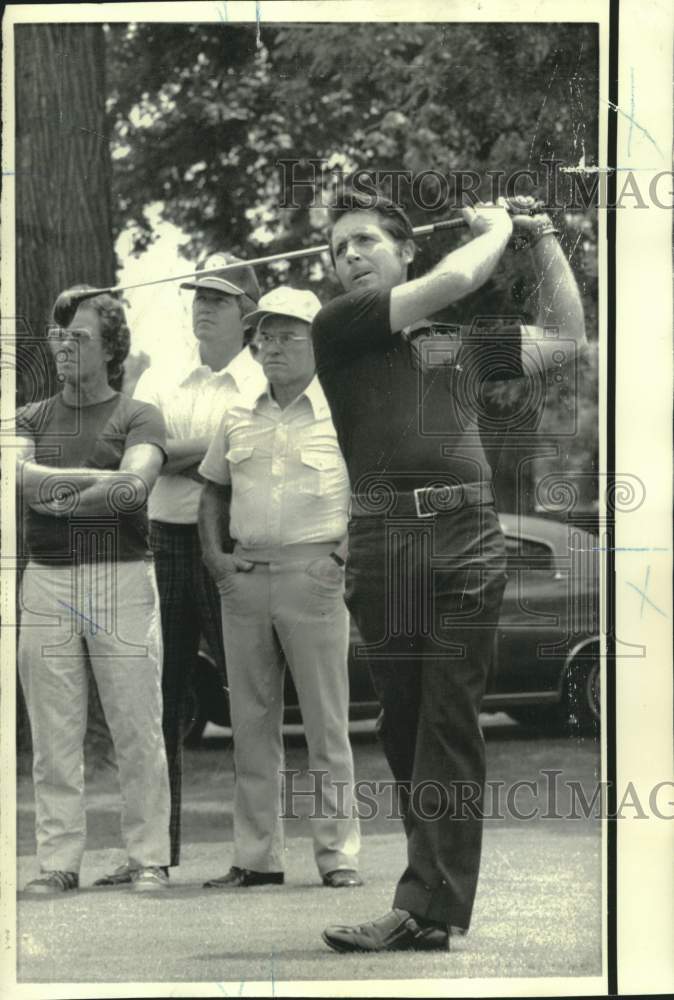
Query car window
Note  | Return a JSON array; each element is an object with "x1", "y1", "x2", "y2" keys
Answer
[{"x1": 505, "y1": 535, "x2": 554, "y2": 571}]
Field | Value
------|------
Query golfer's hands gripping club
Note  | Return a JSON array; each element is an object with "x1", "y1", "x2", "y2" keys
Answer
[
  {"x1": 507, "y1": 195, "x2": 553, "y2": 231},
  {"x1": 461, "y1": 198, "x2": 514, "y2": 249}
]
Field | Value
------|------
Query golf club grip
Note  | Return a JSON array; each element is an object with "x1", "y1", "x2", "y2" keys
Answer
[{"x1": 415, "y1": 200, "x2": 550, "y2": 237}]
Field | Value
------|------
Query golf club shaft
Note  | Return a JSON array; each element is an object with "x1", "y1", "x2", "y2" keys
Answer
[
  {"x1": 104, "y1": 203, "x2": 551, "y2": 297},
  {"x1": 107, "y1": 242, "x2": 336, "y2": 295}
]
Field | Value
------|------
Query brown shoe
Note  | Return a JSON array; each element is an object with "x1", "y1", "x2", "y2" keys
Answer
[
  {"x1": 203, "y1": 866, "x2": 284, "y2": 889},
  {"x1": 322, "y1": 868, "x2": 364, "y2": 888},
  {"x1": 322, "y1": 908, "x2": 449, "y2": 953},
  {"x1": 93, "y1": 862, "x2": 140, "y2": 887}
]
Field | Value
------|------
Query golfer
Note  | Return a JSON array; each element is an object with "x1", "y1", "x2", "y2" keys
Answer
[{"x1": 313, "y1": 190, "x2": 586, "y2": 952}]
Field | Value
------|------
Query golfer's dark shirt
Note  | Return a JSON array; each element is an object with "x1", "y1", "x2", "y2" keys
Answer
[
  {"x1": 312, "y1": 288, "x2": 524, "y2": 496},
  {"x1": 17, "y1": 393, "x2": 166, "y2": 565}
]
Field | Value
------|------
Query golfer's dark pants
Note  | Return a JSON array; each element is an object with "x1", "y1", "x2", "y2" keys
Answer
[
  {"x1": 344, "y1": 504, "x2": 507, "y2": 930},
  {"x1": 149, "y1": 520, "x2": 227, "y2": 867}
]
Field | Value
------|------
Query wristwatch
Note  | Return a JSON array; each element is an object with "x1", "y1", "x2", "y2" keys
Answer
[{"x1": 510, "y1": 223, "x2": 560, "y2": 252}]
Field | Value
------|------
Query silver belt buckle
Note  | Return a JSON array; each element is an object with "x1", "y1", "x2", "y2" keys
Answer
[{"x1": 413, "y1": 486, "x2": 437, "y2": 518}]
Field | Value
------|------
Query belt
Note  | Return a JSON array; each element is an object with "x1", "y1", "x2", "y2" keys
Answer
[
  {"x1": 234, "y1": 541, "x2": 340, "y2": 563},
  {"x1": 150, "y1": 520, "x2": 198, "y2": 533},
  {"x1": 350, "y1": 481, "x2": 495, "y2": 519}
]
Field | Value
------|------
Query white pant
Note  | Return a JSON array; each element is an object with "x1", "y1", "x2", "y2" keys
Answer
[
  {"x1": 218, "y1": 543, "x2": 361, "y2": 876},
  {"x1": 18, "y1": 560, "x2": 171, "y2": 873}
]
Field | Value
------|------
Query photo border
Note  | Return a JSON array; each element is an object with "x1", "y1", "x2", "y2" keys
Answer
[{"x1": 2, "y1": 1, "x2": 671, "y2": 997}]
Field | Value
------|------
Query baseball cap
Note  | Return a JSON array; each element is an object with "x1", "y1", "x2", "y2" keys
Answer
[
  {"x1": 246, "y1": 287, "x2": 322, "y2": 329},
  {"x1": 180, "y1": 252, "x2": 261, "y2": 302}
]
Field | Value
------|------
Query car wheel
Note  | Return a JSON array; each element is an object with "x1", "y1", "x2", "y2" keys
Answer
[{"x1": 562, "y1": 656, "x2": 600, "y2": 734}]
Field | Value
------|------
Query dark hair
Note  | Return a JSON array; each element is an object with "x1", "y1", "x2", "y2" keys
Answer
[
  {"x1": 58, "y1": 287, "x2": 130, "y2": 383},
  {"x1": 328, "y1": 182, "x2": 414, "y2": 245}
]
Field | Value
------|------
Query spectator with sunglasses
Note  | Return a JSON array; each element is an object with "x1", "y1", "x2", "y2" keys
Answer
[
  {"x1": 15, "y1": 289, "x2": 171, "y2": 894},
  {"x1": 198, "y1": 286, "x2": 362, "y2": 891}
]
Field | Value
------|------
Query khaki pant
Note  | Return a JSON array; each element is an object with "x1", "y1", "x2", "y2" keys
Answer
[
  {"x1": 217, "y1": 543, "x2": 360, "y2": 876},
  {"x1": 18, "y1": 560, "x2": 171, "y2": 874}
]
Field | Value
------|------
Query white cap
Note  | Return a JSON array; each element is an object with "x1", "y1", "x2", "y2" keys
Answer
[
  {"x1": 180, "y1": 253, "x2": 261, "y2": 301},
  {"x1": 246, "y1": 286, "x2": 322, "y2": 329}
]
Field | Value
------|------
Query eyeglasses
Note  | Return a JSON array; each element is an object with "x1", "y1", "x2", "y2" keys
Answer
[
  {"x1": 47, "y1": 326, "x2": 93, "y2": 344},
  {"x1": 254, "y1": 331, "x2": 310, "y2": 348}
]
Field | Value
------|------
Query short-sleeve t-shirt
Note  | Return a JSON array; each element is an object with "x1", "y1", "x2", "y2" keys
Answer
[
  {"x1": 311, "y1": 287, "x2": 524, "y2": 497},
  {"x1": 17, "y1": 392, "x2": 166, "y2": 565}
]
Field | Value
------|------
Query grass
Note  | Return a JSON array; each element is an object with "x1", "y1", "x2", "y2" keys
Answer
[
  {"x1": 15, "y1": 722, "x2": 603, "y2": 987},
  {"x1": 17, "y1": 826, "x2": 601, "y2": 985}
]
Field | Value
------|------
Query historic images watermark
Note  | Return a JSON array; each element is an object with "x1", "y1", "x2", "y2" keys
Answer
[
  {"x1": 276, "y1": 159, "x2": 674, "y2": 212},
  {"x1": 281, "y1": 769, "x2": 674, "y2": 823}
]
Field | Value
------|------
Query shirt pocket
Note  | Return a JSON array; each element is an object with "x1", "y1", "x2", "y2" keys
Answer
[
  {"x1": 225, "y1": 446, "x2": 256, "y2": 494},
  {"x1": 298, "y1": 449, "x2": 341, "y2": 498}
]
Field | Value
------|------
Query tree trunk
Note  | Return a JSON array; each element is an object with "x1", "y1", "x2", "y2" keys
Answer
[
  {"x1": 14, "y1": 24, "x2": 115, "y2": 404},
  {"x1": 14, "y1": 25, "x2": 118, "y2": 766}
]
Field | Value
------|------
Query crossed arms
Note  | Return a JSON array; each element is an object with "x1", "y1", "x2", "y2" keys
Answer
[
  {"x1": 16, "y1": 441, "x2": 164, "y2": 518},
  {"x1": 161, "y1": 436, "x2": 210, "y2": 481}
]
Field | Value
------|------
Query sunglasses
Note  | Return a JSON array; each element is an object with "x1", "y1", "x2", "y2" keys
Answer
[{"x1": 47, "y1": 326, "x2": 94, "y2": 344}]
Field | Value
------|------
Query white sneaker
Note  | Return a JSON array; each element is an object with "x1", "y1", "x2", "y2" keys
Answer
[{"x1": 131, "y1": 866, "x2": 169, "y2": 892}]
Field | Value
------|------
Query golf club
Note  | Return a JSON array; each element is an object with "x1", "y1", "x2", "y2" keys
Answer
[{"x1": 52, "y1": 198, "x2": 550, "y2": 327}]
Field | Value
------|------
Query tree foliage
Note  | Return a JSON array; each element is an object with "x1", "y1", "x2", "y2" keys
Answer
[
  {"x1": 105, "y1": 20, "x2": 599, "y2": 511},
  {"x1": 106, "y1": 22, "x2": 597, "y2": 303}
]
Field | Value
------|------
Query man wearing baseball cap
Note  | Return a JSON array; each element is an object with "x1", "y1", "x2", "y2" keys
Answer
[
  {"x1": 198, "y1": 286, "x2": 362, "y2": 890},
  {"x1": 90, "y1": 254, "x2": 267, "y2": 885}
]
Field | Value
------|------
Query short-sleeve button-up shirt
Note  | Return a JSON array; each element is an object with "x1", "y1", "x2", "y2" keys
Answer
[
  {"x1": 199, "y1": 376, "x2": 350, "y2": 548},
  {"x1": 134, "y1": 345, "x2": 266, "y2": 524}
]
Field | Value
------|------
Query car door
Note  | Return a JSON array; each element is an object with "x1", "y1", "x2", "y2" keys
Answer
[{"x1": 491, "y1": 530, "x2": 569, "y2": 698}]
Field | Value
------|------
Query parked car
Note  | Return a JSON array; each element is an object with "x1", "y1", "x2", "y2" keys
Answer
[{"x1": 183, "y1": 514, "x2": 600, "y2": 743}]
